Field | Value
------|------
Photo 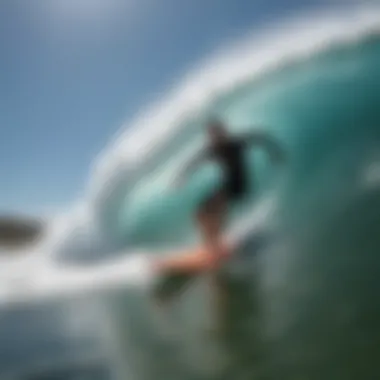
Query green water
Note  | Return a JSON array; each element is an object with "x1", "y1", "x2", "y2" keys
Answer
[{"x1": 96, "y1": 33, "x2": 380, "y2": 380}]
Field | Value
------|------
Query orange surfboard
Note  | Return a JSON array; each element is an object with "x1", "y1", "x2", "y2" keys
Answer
[
  {"x1": 151, "y1": 239, "x2": 234, "y2": 303},
  {"x1": 153, "y1": 239, "x2": 233, "y2": 274}
]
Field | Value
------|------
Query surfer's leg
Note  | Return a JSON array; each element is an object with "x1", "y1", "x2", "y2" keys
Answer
[
  {"x1": 196, "y1": 195, "x2": 231, "y2": 335},
  {"x1": 195, "y1": 190, "x2": 227, "y2": 267}
]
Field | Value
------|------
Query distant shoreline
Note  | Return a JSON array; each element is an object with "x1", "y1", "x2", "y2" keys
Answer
[{"x1": 0, "y1": 216, "x2": 44, "y2": 250}]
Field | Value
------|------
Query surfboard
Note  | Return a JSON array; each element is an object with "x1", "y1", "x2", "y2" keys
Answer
[
  {"x1": 153, "y1": 241, "x2": 232, "y2": 272},
  {"x1": 0, "y1": 196, "x2": 275, "y2": 310},
  {"x1": 151, "y1": 241, "x2": 234, "y2": 303},
  {"x1": 151, "y1": 194, "x2": 276, "y2": 303}
]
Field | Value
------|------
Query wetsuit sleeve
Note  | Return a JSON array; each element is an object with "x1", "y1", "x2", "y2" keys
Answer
[{"x1": 240, "y1": 131, "x2": 286, "y2": 164}]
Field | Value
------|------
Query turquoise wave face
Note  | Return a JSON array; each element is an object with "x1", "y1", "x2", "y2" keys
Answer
[
  {"x1": 258, "y1": 36, "x2": 380, "y2": 379},
  {"x1": 98, "y1": 34, "x2": 380, "y2": 251},
  {"x1": 55, "y1": 32, "x2": 380, "y2": 379}
]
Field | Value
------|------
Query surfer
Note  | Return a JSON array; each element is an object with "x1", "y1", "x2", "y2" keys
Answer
[
  {"x1": 150, "y1": 118, "x2": 286, "y2": 334},
  {"x1": 154, "y1": 119, "x2": 286, "y2": 278}
]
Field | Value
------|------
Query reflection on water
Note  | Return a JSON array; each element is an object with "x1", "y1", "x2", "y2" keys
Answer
[{"x1": 0, "y1": 298, "x2": 118, "y2": 380}]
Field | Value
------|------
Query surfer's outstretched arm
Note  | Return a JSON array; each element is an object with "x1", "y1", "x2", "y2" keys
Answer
[
  {"x1": 241, "y1": 130, "x2": 286, "y2": 164},
  {"x1": 174, "y1": 149, "x2": 210, "y2": 186}
]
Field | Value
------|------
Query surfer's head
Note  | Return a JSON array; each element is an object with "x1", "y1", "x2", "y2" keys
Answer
[{"x1": 207, "y1": 119, "x2": 228, "y2": 144}]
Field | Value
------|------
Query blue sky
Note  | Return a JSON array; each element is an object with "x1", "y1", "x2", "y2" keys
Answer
[{"x1": 0, "y1": 0, "x2": 345, "y2": 216}]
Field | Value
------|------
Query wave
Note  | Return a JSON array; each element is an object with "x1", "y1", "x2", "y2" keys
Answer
[
  {"x1": 91, "y1": 5, "x2": 380, "y2": 197},
  {"x1": 1, "y1": 4, "x2": 378, "y2": 271},
  {"x1": 38, "y1": 5, "x2": 379, "y2": 265}
]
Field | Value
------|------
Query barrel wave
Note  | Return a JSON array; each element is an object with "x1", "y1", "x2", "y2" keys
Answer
[
  {"x1": 68, "y1": 9, "x2": 380, "y2": 262},
  {"x1": 3, "y1": 7, "x2": 380, "y2": 380}
]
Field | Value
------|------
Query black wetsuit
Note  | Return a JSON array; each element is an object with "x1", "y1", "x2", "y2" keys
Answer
[
  {"x1": 179, "y1": 131, "x2": 284, "y2": 212},
  {"x1": 199, "y1": 138, "x2": 250, "y2": 211}
]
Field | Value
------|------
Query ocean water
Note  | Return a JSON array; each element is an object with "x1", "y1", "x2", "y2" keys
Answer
[{"x1": 2, "y1": 6, "x2": 380, "y2": 380}]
